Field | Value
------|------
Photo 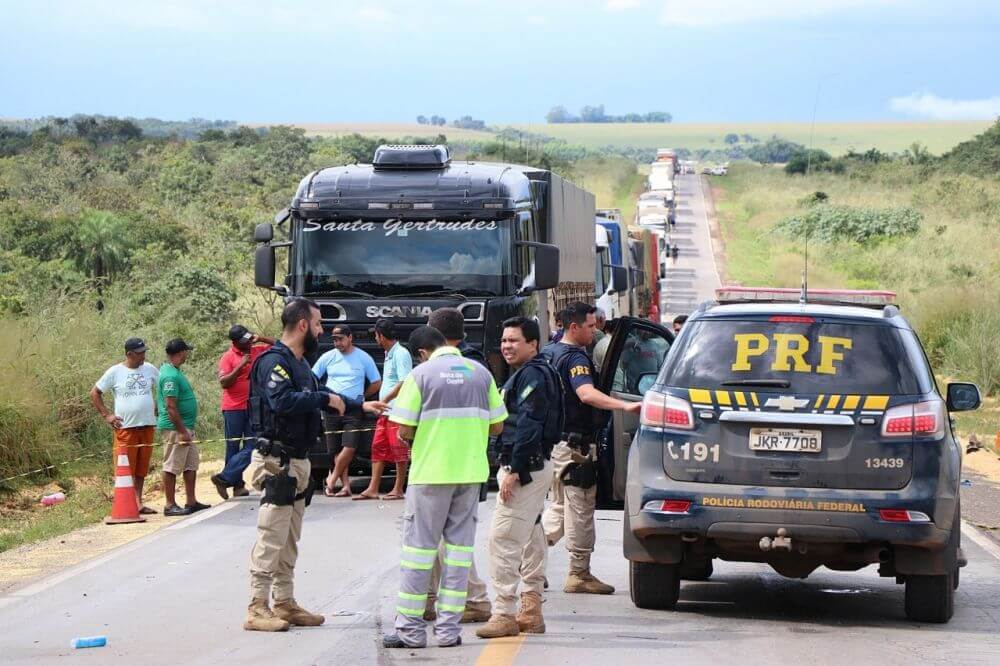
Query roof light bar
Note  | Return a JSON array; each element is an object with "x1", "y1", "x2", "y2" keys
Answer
[{"x1": 716, "y1": 286, "x2": 897, "y2": 308}]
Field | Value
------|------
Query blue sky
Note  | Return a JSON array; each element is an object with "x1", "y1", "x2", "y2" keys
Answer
[{"x1": 2, "y1": 0, "x2": 999, "y2": 124}]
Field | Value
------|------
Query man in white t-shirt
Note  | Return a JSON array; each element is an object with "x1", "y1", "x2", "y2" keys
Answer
[{"x1": 90, "y1": 337, "x2": 160, "y2": 514}]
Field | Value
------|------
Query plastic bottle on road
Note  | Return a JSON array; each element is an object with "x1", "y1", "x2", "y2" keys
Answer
[
  {"x1": 70, "y1": 636, "x2": 107, "y2": 649},
  {"x1": 41, "y1": 492, "x2": 66, "y2": 506}
]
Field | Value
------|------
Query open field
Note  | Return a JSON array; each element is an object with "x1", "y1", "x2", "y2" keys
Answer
[
  {"x1": 511, "y1": 121, "x2": 994, "y2": 155},
  {"x1": 248, "y1": 121, "x2": 495, "y2": 142}
]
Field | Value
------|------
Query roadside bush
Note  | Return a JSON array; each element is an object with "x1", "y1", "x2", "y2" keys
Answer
[
  {"x1": 132, "y1": 255, "x2": 236, "y2": 324},
  {"x1": 775, "y1": 204, "x2": 922, "y2": 243}
]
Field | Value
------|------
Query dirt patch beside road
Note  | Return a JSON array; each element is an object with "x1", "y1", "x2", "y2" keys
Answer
[{"x1": 704, "y1": 177, "x2": 731, "y2": 285}]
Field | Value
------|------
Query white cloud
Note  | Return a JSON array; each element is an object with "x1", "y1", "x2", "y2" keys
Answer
[
  {"x1": 356, "y1": 6, "x2": 394, "y2": 22},
  {"x1": 889, "y1": 92, "x2": 1000, "y2": 120},
  {"x1": 658, "y1": 0, "x2": 899, "y2": 28},
  {"x1": 606, "y1": 0, "x2": 642, "y2": 10}
]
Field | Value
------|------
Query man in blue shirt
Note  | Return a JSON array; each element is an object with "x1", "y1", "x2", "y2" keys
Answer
[{"x1": 312, "y1": 324, "x2": 381, "y2": 496}]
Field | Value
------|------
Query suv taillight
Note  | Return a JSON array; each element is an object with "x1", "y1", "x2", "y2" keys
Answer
[
  {"x1": 641, "y1": 390, "x2": 694, "y2": 430},
  {"x1": 881, "y1": 400, "x2": 945, "y2": 439}
]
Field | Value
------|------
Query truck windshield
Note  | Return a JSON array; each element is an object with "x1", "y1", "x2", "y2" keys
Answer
[{"x1": 295, "y1": 217, "x2": 510, "y2": 296}]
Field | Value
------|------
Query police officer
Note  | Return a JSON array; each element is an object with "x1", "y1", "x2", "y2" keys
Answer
[
  {"x1": 539, "y1": 302, "x2": 641, "y2": 595},
  {"x1": 477, "y1": 317, "x2": 562, "y2": 639},
  {"x1": 244, "y1": 298, "x2": 386, "y2": 632}
]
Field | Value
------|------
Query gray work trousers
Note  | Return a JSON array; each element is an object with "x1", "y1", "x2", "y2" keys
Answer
[{"x1": 394, "y1": 483, "x2": 480, "y2": 647}]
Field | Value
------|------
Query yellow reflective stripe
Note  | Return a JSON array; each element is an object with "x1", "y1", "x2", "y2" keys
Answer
[
  {"x1": 842, "y1": 395, "x2": 860, "y2": 411},
  {"x1": 715, "y1": 390, "x2": 731, "y2": 406},
  {"x1": 750, "y1": 392, "x2": 759, "y2": 407},
  {"x1": 689, "y1": 388, "x2": 712, "y2": 404},
  {"x1": 734, "y1": 391, "x2": 747, "y2": 407},
  {"x1": 444, "y1": 558, "x2": 472, "y2": 568},
  {"x1": 402, "y1": 545, "x2": 438, "y2": 555},
  {"x1": 864, "y1": 395, "x2": 889, "y2": 410},
  {"x1": 814, "y1": 394, "x2": 825, "y2": 409},
  {"x1": 397, "y1": 606, "x2": 425, "y2": 617},
  {"x1": 827, "y1": 395, "x2": 841, "y2": 410},
  {"x1": 398, "y1": 591, "x2": 428, "y2": 601},
  {"x1": 401, "y1": 560, "x2": 434, "y2": 570},
  {"x1": 436, "y1": 602, "x2": 466, "y2": 613},
  {"x1": 438, "y1": 587, "x2": 468, "y2": 599},
  {"x1": 444, "y1": 543, "x2": 474, "y2": 552}
]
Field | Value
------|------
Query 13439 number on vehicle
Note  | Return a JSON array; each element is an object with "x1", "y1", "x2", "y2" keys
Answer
[{"x1": 865, "y1": 457, "x2": 905, "y2": 469}]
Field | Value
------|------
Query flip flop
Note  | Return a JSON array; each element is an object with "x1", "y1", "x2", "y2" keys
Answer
[
  {"x1": 324, "y1": 486, "x2": 337, "y2": 497},
  {"x1": 333, "y1": 489, "x2": 352, "y2": 498},
  {"x1": 381, "y1": 493, "x2": 405, "y2": 501},
  {"x1": 352, "y1": 493, "x2": 378, "y2": 501}
]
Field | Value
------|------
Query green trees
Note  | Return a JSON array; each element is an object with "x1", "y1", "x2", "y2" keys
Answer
[{"x1": 67, "y1": 210, "x2": 133, "y2": 308}]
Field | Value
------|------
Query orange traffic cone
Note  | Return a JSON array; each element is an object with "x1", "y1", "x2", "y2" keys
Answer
[{"x1": 105, "y1": 453, "x2": 145, "y2": 525}]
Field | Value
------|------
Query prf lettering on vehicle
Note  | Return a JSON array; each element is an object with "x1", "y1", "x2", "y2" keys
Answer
[{"x1": 731, "y1": 333, "x2": 853, "y2": 375}]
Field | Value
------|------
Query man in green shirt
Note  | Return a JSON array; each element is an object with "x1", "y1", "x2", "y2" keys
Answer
[
  {"x1": 382, "y1": 326, "x2": 507, "y2": 650},
  {"x1": 157, "y1": 338, "x2": 209, "y2": 517}
]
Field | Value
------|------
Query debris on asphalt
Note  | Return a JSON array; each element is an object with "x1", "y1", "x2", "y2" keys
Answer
[{"x1": 70, "y1": 636, "x2": 107, "y2": 649}]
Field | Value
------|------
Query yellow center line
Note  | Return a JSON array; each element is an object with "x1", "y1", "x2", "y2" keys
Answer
[{"x1": 475, "y1": 635, "x2": 527, "y2": 666}]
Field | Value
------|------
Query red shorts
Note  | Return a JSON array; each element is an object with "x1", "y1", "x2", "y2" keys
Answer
[{"x1": 371, "y1": 415, "x2": 409, "y2": 463}]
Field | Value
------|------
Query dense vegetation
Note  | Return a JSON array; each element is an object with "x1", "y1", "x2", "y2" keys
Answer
[{"x1": 0, "y1": 116, "x2": 632, "y2": 488}]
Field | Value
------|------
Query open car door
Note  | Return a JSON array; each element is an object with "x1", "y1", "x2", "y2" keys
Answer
[{"x1": 596, "y1": 317, "x2": 674, "y2": 509}]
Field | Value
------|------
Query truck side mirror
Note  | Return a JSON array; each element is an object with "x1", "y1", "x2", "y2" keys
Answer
[
  {"x1": 516, "y1": 241, "x2": 560, "y2": 293},
  {"x1": 611, "y1": 265, "x2": 628, "y2": 294},
  {"x1": 532, "y1": 243, "x2": 560, "y2": 290},
  {"x1": 254, "y1": 244, "x2": 276, "y2": 289},
  {"x1": 947, "y1": 382, "x2": 981, "y2": 412},
  {"x1": 254, "y1": 223, "x2": 274, "y2": 243},
  {"x1": 274, "y1": 208, "x2": 291, "y2": 225}
]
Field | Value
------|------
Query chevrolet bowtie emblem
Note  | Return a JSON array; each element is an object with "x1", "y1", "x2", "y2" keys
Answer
[{"x1": 765, "y1": 395, "x2": 809, "y2": 411}]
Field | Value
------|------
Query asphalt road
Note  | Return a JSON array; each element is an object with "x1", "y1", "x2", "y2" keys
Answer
[
  {"x1": 661, "y1": 173, "x2": 721, "y2": 321},
  {"x1": 2, "y1": 492, "x2": 1000, "y2": 665}
]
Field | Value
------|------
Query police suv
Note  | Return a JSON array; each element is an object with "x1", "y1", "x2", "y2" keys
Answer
[{"x1": 596, "y1": 288, "x2": 981, "y2": 623}]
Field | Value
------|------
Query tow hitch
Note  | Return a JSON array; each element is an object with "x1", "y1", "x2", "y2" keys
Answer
[{"x1": 759, "y1": 528, "x2": 793, "y2": 552}]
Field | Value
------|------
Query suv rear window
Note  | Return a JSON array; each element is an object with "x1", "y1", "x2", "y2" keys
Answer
[{"x1": 662, "y1": 319, "x2": 932, "y2": 395}]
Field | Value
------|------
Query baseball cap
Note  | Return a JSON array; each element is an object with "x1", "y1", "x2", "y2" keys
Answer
[
  {"x1": 228, "y1": 324, "x2": 253, "y2": 344},
  {"x1": 330, "y1": 324, "x2": 353, "y2": 338},
  {"x1": 165, "y1": 338, "x2": 194, "y2": 355},
  {"x1": 124, "y1": 337, "x2": 147, "y2": 353},
  {"x1": 369, "y1": 319, "x2": 396, "y2": 339}
]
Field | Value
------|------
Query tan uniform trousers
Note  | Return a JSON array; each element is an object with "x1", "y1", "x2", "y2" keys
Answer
[
  {"x1": 428, "y1": 540, "x2": 490, "y2": 607},
  {"x1": 488, "y1": 461, "x2": 553, "y2": 615},
  {"x1": 248, "y1": 450, "x2": 311, "y2": 602},
  {"x1": 541, "y1": 441, "x2": 597, "y2": 573}
]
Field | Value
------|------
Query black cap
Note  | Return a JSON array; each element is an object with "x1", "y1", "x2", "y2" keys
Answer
[
  {"x1": 228, "y1": 324, "x2": 253, "y2": 343},
  {"x1": 124, "y1": 337, "x2": 147, "y2": 353},
  {"x1": 330, "y1": 324, "x2": 353, "y2": 338},
  {"x1": 165, "y1": 338, "x2": 194, "y2": 355},
  {"x1": 369, "y1": 319, "x2": 396, "y2": 339}
]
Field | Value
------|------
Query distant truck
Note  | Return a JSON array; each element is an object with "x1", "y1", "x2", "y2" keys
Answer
[
  {"x1": 253, "y1": 144, "x2": 597, "y2": 472},
  {"x1": 595, "y1": 223, "x2": 629, "y2": 320}
]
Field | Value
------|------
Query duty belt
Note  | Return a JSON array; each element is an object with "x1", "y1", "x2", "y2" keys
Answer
[
  {"x1": 257, "y1": 438, "x2": 309, "y2": 461},
  {"x1": 498, "y1": 452, "x2": 548, "y2": 472},
  {"x1": 561, "y1": 432, "x2": 594, "y2": 448}
]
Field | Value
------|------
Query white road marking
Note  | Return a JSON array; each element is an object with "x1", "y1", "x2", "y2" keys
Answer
[
  {"x1": 165, "y1": 499, "x2": 240, "y2": 530},
  {"x1": 962, "y1": 520, "x2": 1000, "y2": 561}
]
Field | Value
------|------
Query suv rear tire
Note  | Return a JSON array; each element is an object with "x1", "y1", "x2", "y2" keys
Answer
[
  {"x1": 904, "y1": 573, "x2": 954, "y2": 623},
  {"x1": 629, "y1": 560, "x2": 680, "y2": 610}
]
